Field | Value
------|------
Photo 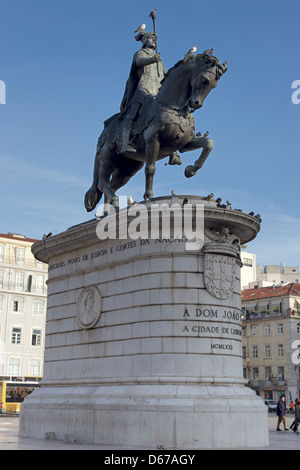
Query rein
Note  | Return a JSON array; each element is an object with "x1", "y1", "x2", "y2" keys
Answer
[
  {"x1": 156, "y1": 63, "x2": 217, "y2": 112},
  {"x1": 155, "y1": 95, "x2": 192, "y2": 114}
]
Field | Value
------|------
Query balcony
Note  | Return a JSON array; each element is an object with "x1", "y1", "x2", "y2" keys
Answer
[
  {"x1": 242, "y1": 309, "x2": 300, "y2": 321},
  {"x1": 248, "y1": 379, "x2": 287, "y2": 388},
  {"x1": 0, "y1": 255, "x2": 47, "y2": 270},
  {"x1": 0, "y1": 280, "x2": 47, "y2": 295}
]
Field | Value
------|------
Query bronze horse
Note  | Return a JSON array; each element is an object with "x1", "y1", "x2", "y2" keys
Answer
[{"x1": 84, "y1": 53, "x2": 227, "y2": 211}]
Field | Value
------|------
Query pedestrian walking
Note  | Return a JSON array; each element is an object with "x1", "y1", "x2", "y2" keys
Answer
[
  {"x1": 290, "y1": 399, "x2": 300, "y2": 432},
  {"x1": 276, "y1": 396, "x2": 289, "y2": 431}
]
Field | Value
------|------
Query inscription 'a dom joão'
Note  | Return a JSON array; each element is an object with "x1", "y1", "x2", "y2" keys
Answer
[{"x1": 184, "y1": 307, "x2": 240, "y2": 321}]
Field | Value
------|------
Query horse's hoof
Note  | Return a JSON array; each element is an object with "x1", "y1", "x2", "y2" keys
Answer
[
  {"x1": 143, "y1": 193, "x2": 153, "y2": 202},
  {"x1": 184, "y1": 165, "x2": 196, "y2": 178},
  {"x1": 111, "y1": 197, "x2": 119, "y2": 209}
]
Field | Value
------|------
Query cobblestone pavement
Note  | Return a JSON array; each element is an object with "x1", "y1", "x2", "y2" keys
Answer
[{"x1": 0, "y1": 413, "x2": 299, "y2": 450}]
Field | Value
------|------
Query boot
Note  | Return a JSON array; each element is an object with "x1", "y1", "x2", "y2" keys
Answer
[{"x1": 121, "y1": 121, "x2": 136, "y2": 153}]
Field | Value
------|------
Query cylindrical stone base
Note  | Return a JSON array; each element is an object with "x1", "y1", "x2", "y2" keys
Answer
[{"x1": 19, "y1": 195, "x2": 268, "y2": 448}]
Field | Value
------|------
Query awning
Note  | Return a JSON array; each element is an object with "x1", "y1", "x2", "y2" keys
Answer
[
  {"x1": 244, "y1": 302, "x2": 257, "y2": 309},
  {"x1": 271, "y1": 298, "x2": 282, "y2": 306},
  {"x1": 258, "y1": 300, "x2": 270, "y2": 307}
]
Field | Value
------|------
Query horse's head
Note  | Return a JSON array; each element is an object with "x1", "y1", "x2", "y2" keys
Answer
[{"x1": 189, "y1": 54, "x2": 228, "y2": 110}]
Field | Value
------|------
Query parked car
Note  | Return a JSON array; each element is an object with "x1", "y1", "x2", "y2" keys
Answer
[{"x1": 264, "y1": 399, "x2": 277, "y2": 412}]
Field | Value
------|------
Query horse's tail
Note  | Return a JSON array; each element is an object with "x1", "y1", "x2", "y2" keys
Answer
[
  {"x1": 84, "y1": 114, "x2": 120, "y2": 212},
  {"x1": 84, "y1": 146, "x2": 103, "y2": 212}
]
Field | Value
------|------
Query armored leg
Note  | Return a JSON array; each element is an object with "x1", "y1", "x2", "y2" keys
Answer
[{"x1": 120, "y1": 103, "x2": 140, "y2": 153}]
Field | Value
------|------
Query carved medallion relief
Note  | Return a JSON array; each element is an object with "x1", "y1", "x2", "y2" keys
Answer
[{"x1": 76, "y1": 286, "x2": 102, "y2": 329}]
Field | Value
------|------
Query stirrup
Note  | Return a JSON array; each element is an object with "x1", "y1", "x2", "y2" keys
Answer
[{"x1": 121, "y1": 143, "x2": 137, "y2": 153}]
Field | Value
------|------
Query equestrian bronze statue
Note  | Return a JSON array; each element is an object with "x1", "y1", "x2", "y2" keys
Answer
[{"x1": 84, "y1": 23, "x2": 227, "y2": 212}]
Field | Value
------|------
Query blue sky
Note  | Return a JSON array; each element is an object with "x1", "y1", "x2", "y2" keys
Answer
[{"x1": 0, "y1": 0, "x2": 299, "y2": 266}]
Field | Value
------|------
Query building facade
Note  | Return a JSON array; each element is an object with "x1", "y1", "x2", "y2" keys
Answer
[
  {"x1": 0, "y1": 233, "x2": 47, "y2": 382},
  {"x1": 240, "y1": 250, "x2": 300, "y2": 290},
  {"x1": 242, "y1": 283, "x2": 300, "y2": 404},
  {"x1": 257, "y1": 264, "x2": 300, "y2": 285},
  {"x1": 240, "y1": 251, "x2": 257, "y2": 289}
]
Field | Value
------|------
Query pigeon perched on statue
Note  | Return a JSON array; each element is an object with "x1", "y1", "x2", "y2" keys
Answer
[
  {"x1": 134, "y1": 24, "x2": 146, "y2": 33},
  {"x1": 184, "y1": 46, "x2": 197, "y2": 62}
]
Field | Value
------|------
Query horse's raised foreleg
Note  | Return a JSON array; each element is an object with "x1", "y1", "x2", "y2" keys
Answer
[{"x1": 180, "y1": 136, "x2": 214, "y2": 178}]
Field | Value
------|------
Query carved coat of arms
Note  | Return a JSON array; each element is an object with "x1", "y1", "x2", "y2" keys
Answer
[{"x1": 204, "y1": 253, "x2": 236, "y2": 300}]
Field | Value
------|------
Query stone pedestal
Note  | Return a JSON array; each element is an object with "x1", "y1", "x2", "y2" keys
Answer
[{"x1": 19, "y1": 195, "x2": 268, "y2": 448}]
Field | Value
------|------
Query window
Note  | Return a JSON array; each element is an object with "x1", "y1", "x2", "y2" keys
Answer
[
  {"x1": 16, "y1": 247, "x2": 25, "y2": 265},
  {"x1": 0, "y1": 244, "x2": 4, "y2": 262},
  {"x1": 277, "y1": 344, "x2": 284, "y2": 358},
  {"x1": 35, "y1": 275, "x2": 45, "y2": 294},
  {"x1": 264, "y1": 344, "x2": 271, "y2": 358},
  {"x1": 264, "y1": 324, "x2": 271, "y2": 335},
  {"x1": 277, "y1": 323, "x2": 284, "y2": 334},
  {"x1": 251, "y1": 325, "x2": 258, "y2": 336},
  {"x1": 15, "y1": 272, "x2": 25, "y2": 291},
  {"x1": 252, "y1": 367, "x2": 259, "y2": 379},
  {"x1": 0, "y1": 295, "x2": 3, "y2": 311},
  {"x1": 33, "y1": 299, "x2": 44, "y2": 314},
  {"x1": 252, "y1": 345, "x2": 258, "y2": 359},
  {"x1": 12, "y1": 328, "x2": 21, "y2": 344},
  {"x1": 243, "y1": 258, "x2": 253, "y2": 267},
  {"x1": 13, "y1": 297, "x2": 24, "y2": 313},
  {"x1": 0, "y1": 270, "x2": 3, "y2": 288},
  {"x1": 242, "y1": 346, "x2": 247, "y2": 359},
  {"x1": 31, "y1": 329, "x2": 42, "y2": 346},
  {"x1": 9, "y1": 358, "x2": 20, "y2": 376},
  {"x1": 30, "y1": 359, "x2": 41, "y2": 376},
  {"x1": 273, "y1": 302, "x2": 283, "y2": 315},
  {"x1": 265, "y1": 366, "x2": 272, "y2": 381},
  {"x1": 278, "y1": 366, "x2": 284, "y2": 381}
]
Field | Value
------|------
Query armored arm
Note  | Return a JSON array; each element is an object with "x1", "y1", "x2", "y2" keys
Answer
[{"x1": 135, "y1": 50, "x2": 161, "y2": 68}]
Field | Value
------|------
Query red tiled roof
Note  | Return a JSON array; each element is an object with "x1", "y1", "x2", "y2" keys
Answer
[
  {"x1": 242, "y1": 283, "x2": 300, "y2": 301},
  {"x1": 0, "y1": 233, "x2": 38, "y2": 243}
]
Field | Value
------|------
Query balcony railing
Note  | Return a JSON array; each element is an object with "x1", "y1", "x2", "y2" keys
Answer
[
  {"x1": 0, "y1": 255, "x2": 46, "y2": 270},
  {"x1": 242, "y1": 309, "x2": 300, "y2": 321},
  {"x1": 248, "y1": 379, "x2": 287, "y2": 388},
  {"x1": 0, "y1": 281, "x2": 47, "y2": 295}
]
